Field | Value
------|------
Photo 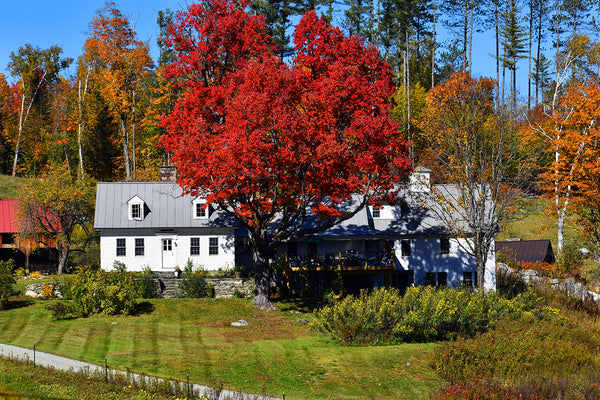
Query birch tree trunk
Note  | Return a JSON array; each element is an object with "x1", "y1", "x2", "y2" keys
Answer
[
  {"x1": 77, "y1": 72, "x2": 89, "y2": 179},
  {"x1": 12, "y1": 73, "x2": 45, "y2": 177},
  {"x1": 131, "y1": 89, "x2": 136, "y2": 180},
  {"x1": 11, "y1": 92, "x2": 26, "y2": 177},
  {"x1": 121, "y1": 117, "x2": 131, "y2": 180}
]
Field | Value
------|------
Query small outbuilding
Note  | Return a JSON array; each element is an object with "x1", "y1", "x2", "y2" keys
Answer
[{"x1": 495, "y1": 239, "x2": 555, "y2": 264}]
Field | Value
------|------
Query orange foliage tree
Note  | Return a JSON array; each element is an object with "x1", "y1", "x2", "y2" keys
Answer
[
  {"x1": 419, "y1": 73, "x2": 536, "y2": 288},
  {"x1": 536, "y1": 82, "x2": 600, "y2": 260},
  {"x1": 84, "y1": 2, "x2": 154, "y2": 180}
]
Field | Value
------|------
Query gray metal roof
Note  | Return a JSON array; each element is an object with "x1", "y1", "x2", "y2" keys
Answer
[
  {"x1": 94, "y1": 182, "x2": 459, "y2": 236},
  {"x1": 94, "y1": 182, "x2": 238, "y2": 230}
]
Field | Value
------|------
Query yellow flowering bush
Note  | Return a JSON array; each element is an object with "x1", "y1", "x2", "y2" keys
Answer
[
  {"x1": 313, "y1": 286, "x2": 551, "y2": 344},
  {"x1": 28, "y1": 271, "x2": 44, "y2": 279},
  {"x1": 40, "y1": 282, "x2": 56, "y2": 299}
]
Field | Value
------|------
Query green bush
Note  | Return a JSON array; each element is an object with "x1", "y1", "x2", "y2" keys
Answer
[
  {"x1": 0, "y1": 259, "x2": 16, "y2": 309},
  {"x1": 136, "y1": 267, "x2": 159, "y2": 299},
  {"x1": 557, "y1": 242, "x2": 584, "y2": 276},
  {"x1": 179, "y1": 262, "x2": 214, "y2": 298},
  {"x1": 68, "y1": 264, "x2": 137, "y2": 316},
  {"x1": 496, "y1": 265, "x2": 527, "y2": 299},
  {"x1": 312, "y1": 286, "x2": 557, "y2": 344}
]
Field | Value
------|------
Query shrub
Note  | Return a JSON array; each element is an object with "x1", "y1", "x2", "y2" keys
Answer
[
  {"x1": 40, "y1": 282, "x2": 56, "y2": 299},
  {"x1": 557, "y1": 242, "x2": 584, "y2": 276},
  {"x1": 233, "y1": 264, "x2": 251, "y2": 278},
  {"x1": 28, "y1": 271, "x2": 44, "y2": 279},
  {"x1": 496, "y1": 265, "x2": 527, "y2": 299},
  {"x1": 14, "y1": 267, "x2": 27, "y2": 277},
  {"x1": 312, "y1": 286, "x2": 555, "y2": 345},
  {"x1": 179, "y1": 262, "x2": 214, "y2": 298},
  {"x1": 136, "y1": 267, "x2": 159, "y2": 299},
  {"x1": 68, "y1": 264, "x2": 137, "y2": 316},
  {"x1": 46, "y1": 301, "x2": 78, "y2": 319},
  {"x1": 0, "y1": 260, "x2": 16, "y2": 309}
]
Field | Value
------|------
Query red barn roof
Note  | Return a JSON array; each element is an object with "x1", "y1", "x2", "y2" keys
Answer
[{"x1": 0, "y1": 199, "x2": 18, "y2": 233}]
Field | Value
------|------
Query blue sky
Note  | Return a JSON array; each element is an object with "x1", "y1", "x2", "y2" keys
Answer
[
  {"x1": 0, "y1": 1, "x2": 514, "y2": 93},
  {"x1": 0, "y1": 1, "x2": 189, "y2": 80}
]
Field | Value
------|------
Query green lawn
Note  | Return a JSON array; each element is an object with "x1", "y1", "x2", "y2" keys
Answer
[
  {"x1": 0, "y1": 298, "x2": 440, "y2": 399},
  {"x1": 0, "y1": 174, "x2": 27, "y2": 199}
]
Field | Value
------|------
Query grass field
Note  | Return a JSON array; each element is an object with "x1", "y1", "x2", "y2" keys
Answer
[
  {"x1": 496, "y1": 197, "x2": 587, "y2": 249},
  {"x1": 0, "y1": 174, "x2": 27, "y2": 199},
  {"x1": 0, "y1": 297, "x2": 440, "y2": 399}
]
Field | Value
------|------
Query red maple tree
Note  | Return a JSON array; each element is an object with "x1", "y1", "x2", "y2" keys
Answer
[{"x1": 162, "y1": 0, "x2": 410, "y2": 309}]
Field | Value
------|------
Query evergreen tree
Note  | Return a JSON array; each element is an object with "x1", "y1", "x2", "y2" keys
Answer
[
  {"x1": 249, "y1": 0, "x2": 294, "y2": 59},
  {"x1": 500, "y1": 0, "x2": 527, "y2": 112}
]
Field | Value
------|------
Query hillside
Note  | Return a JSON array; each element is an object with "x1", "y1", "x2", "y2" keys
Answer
[
  {"x1": 0, "y1": 174, "x2": 27, "y2": 199},
  {"x1": 496, "y1": 197, "x2": 587, "y2": 253}
]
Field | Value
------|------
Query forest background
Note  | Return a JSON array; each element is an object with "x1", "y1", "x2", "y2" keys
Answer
[{"x1": 0, "y1": 0, "x2": 592, "y2": 179}]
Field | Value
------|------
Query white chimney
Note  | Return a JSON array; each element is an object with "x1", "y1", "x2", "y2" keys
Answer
[{"x1": 409, "y1": 166, "x2": 431, "y2": 192}]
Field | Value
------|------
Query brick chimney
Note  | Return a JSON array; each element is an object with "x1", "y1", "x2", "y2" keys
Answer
[{"x1": 160, "y1": 165, "x2": 177, "y2": 182}]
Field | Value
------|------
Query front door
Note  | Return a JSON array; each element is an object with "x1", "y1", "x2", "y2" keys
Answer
[{"x1": 161, "y1": 238, "x2": 176, "y2": 269}]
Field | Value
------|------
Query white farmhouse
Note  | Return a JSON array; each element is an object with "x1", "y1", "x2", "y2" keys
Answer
[{"x1": 94, "y1": 167, "x2": 496, "y2": 291}]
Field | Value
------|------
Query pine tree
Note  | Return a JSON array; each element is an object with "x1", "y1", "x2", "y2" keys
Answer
[{"x1": 500, "y1": 0, "x2": 527, "y2": 112}]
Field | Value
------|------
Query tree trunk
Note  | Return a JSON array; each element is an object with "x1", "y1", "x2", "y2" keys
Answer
[
  {"x1": 527, "y1": 0, "x2": 532, "y2": 111},
  {"x1": 431, "y1": 0, "x2": 436, "y2": 89},
  {"x1": 535, "y1": 4, "x2": 542, "y2": 106},
  {"x1": 57, "y1": 247, "x2": 68, "y2": 275},
  {"x1": 462, "y1": 3, "x2": 468, "y2": 72},
  {"x1": 253, "y1": 248, "x2": 275, "y2": 311},
  {"x1": 12, "y1": 93, "x2": 25, "y2": 177},
  {"x1": 132, "y1": 90, "x2": 136, "y2": 180},
  {"x1": 77, "y1": 74, "x2": 89, "y2": 179},
  {"x1": 468, "y1": 6, "x2": 473, "y2": 73},
  {"x1": 474, "y1": 240, "x2": 487, "y2": 289},
  {"x1": 495, "y1": 1, "x2": 500, "y2": 108},
  {"x1": 121, "y1": 117, "x2": 131, "y2": 180}
]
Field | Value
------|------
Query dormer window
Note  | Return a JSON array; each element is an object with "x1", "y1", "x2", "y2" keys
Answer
[
  {"x1": 369, "y1": 205, "x2": 401, "y2": 219},
  {"x1": 131, "y1": 203, "x2": 141, "y2": 219},
  {"x1": 192, "y1": 198, "x2": 209, "y2": 219},
  {"x1": 127, "y1": 196, "x2": 145, "y2": 221},
  {"x1": 195, "y1": 203, "x2": 206, "y2": 218}
]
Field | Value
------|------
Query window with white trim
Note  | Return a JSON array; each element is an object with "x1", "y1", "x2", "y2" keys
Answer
[
  {"x1": 426, "y1": 271, "x2": 447, "y2": 288},
  {"x1": 209, "y1": 237, "x2": 218, "y2": 255},
  {"x1": 195, "y1": 203, "x2": 206, "y2": 218},
  {"x1": 127, "y1": 196, "x2": 145, "y2": 221},
  {"x1": 372, "y1": 207, "x2": 381, "y2": 218},
  {"x1": 135, "y1": 238, "x2": 144, "y2": 256},
  {"x1": 463, "y1": 271, "x2": 476, "y2": 287},
  {"x1": 190, "y1": 237, "x2": 200, "y2": 255},
  {"x1": 192, "y1": 198, "x2": 209, "y2": 219},
  {"x1": 116, "y1": 238, "x2": 126, "y2": 257}
]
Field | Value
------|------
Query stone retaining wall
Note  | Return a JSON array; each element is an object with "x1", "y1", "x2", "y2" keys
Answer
[
  {"x1": 497, "y1": 263, "x2": 600, "y2": 302},
  {"x1": 205, "y1": 277, "x2": 254, "y2": 298}
]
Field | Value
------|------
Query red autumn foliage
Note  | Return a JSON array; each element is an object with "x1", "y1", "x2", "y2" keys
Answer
[{"x1": 161, "y1": 0, "x2": 410, "y2": 308}]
